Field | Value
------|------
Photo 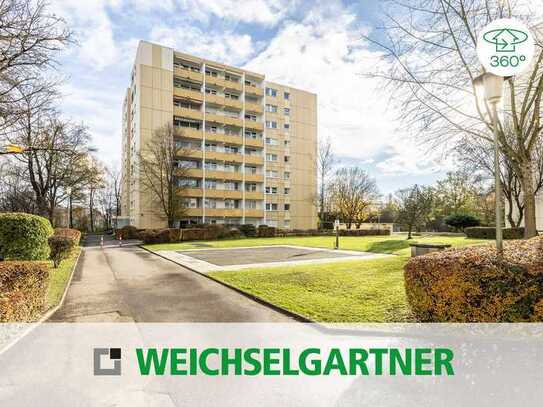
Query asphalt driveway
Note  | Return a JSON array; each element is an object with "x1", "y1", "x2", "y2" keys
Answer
[{"x1": 51, "y1": 235, "x2": 291, "y2": 322}]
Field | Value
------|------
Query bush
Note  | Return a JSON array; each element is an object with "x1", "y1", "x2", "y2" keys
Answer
[
  {"x1": 239, "y1": 224, "x2": 257, "y2": 237},
  {"x1": 224, "y1": 228, "x2": 242, "y2": 239},
  {"x1": 54, "y1": 228, "x2": 81, "y2": 246},
  {"x1": 140, "y1": 229, "x2": 173, "y2": 244},
  {"x1": 48, "y1": 236, "x2": 75, "y2": 268},
  {"x1": 181, "y1": 228, "x2": 208, "y2": 241},
  {"x1": 465, "y1": 226, "x2": 525, "y2": 239},
  {"x1": 404, "y1": 237, "x2": 543, "y2": 322},
  {"x1": 338, "y1": 229, "x2": 391, "y2": 236},
  {"x1": 257, "y1": 225, "x2": 277, "y2": 237},
  {"x1": 444, "y1": 213, "x2": 480, "y2": 231},
  {"x1": 0, "y1": 212, "x2": 53, "y2": 260},
  {"x1": 116, "y1": 225, "x2": 139, "y2": 240},
  {"x1": 0, "y1": 261, "x2": 50, "y2": 322}
]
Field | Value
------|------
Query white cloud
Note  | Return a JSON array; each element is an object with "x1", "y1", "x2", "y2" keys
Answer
[
  {"x1": 150, "y1": 26, "x2": 255, "y2": 66},
  {"x1": 181, "y1": 0, "x2": 295, "y2": 26},
  {"x1": 244, "y1": 1, "x2": 452, "y2": 176}
]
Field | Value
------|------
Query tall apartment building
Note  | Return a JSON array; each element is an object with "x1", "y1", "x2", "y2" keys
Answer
[{"x1": 120, "y1": 41, "x2": 318, "y2": 229}]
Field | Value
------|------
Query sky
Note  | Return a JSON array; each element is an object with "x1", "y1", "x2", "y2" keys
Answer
[{"x1": 50, "y1": 0, "x2": 456, "y2": 194}]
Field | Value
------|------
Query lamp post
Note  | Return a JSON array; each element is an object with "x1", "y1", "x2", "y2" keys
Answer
[
  {"x1": 67, "y1": 187, "x2": 73, "y2": 229},
  {"x1": 473, "y1": 73, "x2": 504, "y2": 254}
]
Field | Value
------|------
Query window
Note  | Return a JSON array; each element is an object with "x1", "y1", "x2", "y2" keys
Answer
[
  {"x1": 284, "y1": 92, "x2": 290, "y2": 100},
  {"x1": 245, "y1": 183, "x2": 257, "y2": 192},
  {"x1": 225, "y1": 199, "x2": 239, "y2": 209},
  {"x1": 245, "y1": 114, "x2": 257, "y2": 121},
  {"x1": 183, "y1": 198, "x2": 199, "y2": 208},
  {"x1": 205, "y1": 180, "x2": 217, "y2": 189},
  {"x1": 205, "y1": 143, "x2": 217, "y2": 151},
  {"x1": 284, "y1": 204, "x2": 290, "y2": 211},
  {"x1": 205, "y1": 161, "x2": 218, "y2": 170},
  {"x1": 284, "y1": 123, "x2": 290, "y2": 130},
  {"x1": 225, "y1": 93, "x2": 239, "y2": 100},
  {"x1": 284, "y1": 187, "x2": 290, "y2": 195},
  {"x1": 246, "y1": 165, "x2": 258, "y2": 174},
  {"x1": 204, "y1": 198, "x2": 217, "y2": 208},
  {"x1": 224, "y1": 163, "x2": 240, "y2": 172},
  {"x1": 284, "y1": 171, "x2": 290, "y2": 180},
  {"x1": 265, "y1": 186, "x2": 278, "y2": 194},
  {"x1": 266, "y1": 121, "x2": 277, "y2": 129},
  {"x1": 205, "y1": 70, "x2": 218, "y2": 77},
  {"x1": 178, "y1": 178, "x2": 199, "y2": 188},
  {"x1": 178, "y1": 160, "x2": 199, "y2": 168},
  {"x1": 246, "y1": 200, "x2": 257, "y2": 209},
  {"x1": 205, "y1": 88, "x2": 217, "y2": 95},
  {"x1": 284, "y1": 156, "x2": 290, "y2": 163},
  {"x1": 266, "y1": 104, "x2": 277, "y2": 113},
  {"x1": 265, "y1": 87, "x2": 277, "y2": 97},
  {"x1": 284, "y1": 140, "x2": 290, "y2": 147},
  {"x1": 245, "y1": 130, "x2": 259, "y2": 139},
  {"x1": 266, "y1": 137, "x2": 278, "y2": 145},
  {"x1": 266, "y1": 153, "x2": 278, "y2": 161},
  {"x1": 266, "y1": 170, "x2": 279, "y2": 178},
  {"x1": 208, "y1": 126, "x2": 218, "y2": 133},
  {"x1": 284, "y1": 108, "x2": 290, "y2": 116},
  {"x1": 224, "y1": 145, "x2": 239, "y2": 154},
  {"x1": 266, "y1": 203, "x2": 278, "y2": 211},
  {"x1": 224, "y1": 181, "x2": 239, "y2": 191}
]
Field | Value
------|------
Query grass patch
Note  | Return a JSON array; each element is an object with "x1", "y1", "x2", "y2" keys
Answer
[
  {"x1": 148, "y1": 234, "x2": 489, "y2": 322},
  {"x1": 46, "y1": 246, "x2": 81, "y2": 309},
  {"x1": 145, "y1": 235, "x2": 489, "y2": 256},
  {"x1": 210, "y1": 256, "x2": 412, "y2": 322}
]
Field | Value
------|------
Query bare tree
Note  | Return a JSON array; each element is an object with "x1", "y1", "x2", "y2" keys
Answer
[
  {"x1": 368, "y1": 0, "x2": 543, "y2": 237},
  {"x1": 138, "y1": 123, "x2": 191, "y2": 228},
  {"x1": 0, "y1": 159, "x2": 37, "y2": 213},
  {"x1": 87, "y1": 158, "x2": 105, "y2": 232},
  {"x1": 395, "y1": 185, "x2": 434, "y2": 239},
  {"x1": 317, "y1": 136, "x2": 336, "y2": 226},
  {"x1": 0, "y1": 0, "x2": 72, "y2": 133},
  {"x1": 330, "y1": 167, "x2": 379, "y2": 229}
]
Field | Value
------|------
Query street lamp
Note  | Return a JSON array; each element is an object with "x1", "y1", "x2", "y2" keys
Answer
[
  {"x1": 473, "y1": 72, "x2": 504, "y2": 254},
  {"x1": 67, "y1": 187, "x2": 73, "y2": 229}
]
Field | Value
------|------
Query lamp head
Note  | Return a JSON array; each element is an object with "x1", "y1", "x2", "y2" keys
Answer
[{"x1": 473, "y1": 72, "x2": 504, "y2": 104}]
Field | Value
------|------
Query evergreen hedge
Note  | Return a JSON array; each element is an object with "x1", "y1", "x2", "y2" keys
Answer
[{"x1": 0, "y1": 212, "x2": 53, "y2": 260}]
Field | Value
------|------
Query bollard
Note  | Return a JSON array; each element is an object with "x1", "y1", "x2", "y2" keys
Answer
[
  {"x1": 100, "y1": 236, "x2": 104, "y2": 248},
  {"x1": 119, "y1": 235, "x2": 122, "y2": 247}
]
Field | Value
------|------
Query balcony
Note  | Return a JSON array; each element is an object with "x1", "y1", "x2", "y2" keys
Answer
[
  {"x1": 245, "y1": 102, "x2": 263, "y2": 114},
  {"x1": 206, "y1": 170, "x2": 244, "y2": 181},
  {"x1": 244, "y1": 120, "x2": 264, "y2": 131},
  {"x1": 205, "y1": 208, "x2": 243, "y2": 217},
  {"x1": 182, "y1": 188, "x2": 203, "y2": 197},
  {"x1": 177, "y1": 149, "x2": 202, "y2": 159},
  {"x1": 245, "y1": 209, "x2": 265, "y2": 218},
  {"x1": 174, "y1": 66, "x2": 203, "y2": 82},
  {"x1": 174, "y1": 87, "x2": 203, "y2": 102},
  {"x1": 175, "y1": 128, "x2": 202, "y2": 140},
  {"x1": 206, "y1": 113, "x2": 243, "y2": 128},
  {"x1": 184, "y1": 208, "x2": 203, "y2": 217},
  {"x1": 205, "y1": 94, "x2": 242, "y2": 110},
  {"x1": 224, "y1": 80, "x2": 242, "y2": 92},
  {"x1": 244, "y1": 191, "x2": 264, "y2": 200},
  {"x1": 205, "y1": 189, "x2": 243, "y2": 199},
  {"x1": 205, "y1": 75, "x2": 226, "y2": 87},
  {"x1": 244, "y1": 137, "x2": 264, "y2": 147},
  {"x1": 185, "y1": 168, "x2": 204, "y2": 178},
  {"x1": 223, "y1": 98, "x2": 242, "y2": 110},
  {"x1": 205, "y1": 150, "x2": 243, "y2": 163},
  {"x1": 174, "y1": 106, "x2": 203, "y2": 120},
  {"x1": 244, "y1": 154, "x2": 264, "y2": 165},
  {"x1": 244, "y1": 173, "x2": 264, "y2": 182},
  {"x1": 245, "y1": 85, "x2": 263, "y2": 97}
]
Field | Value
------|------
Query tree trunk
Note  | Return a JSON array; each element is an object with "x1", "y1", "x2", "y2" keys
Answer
[
  {"x1": 407, "y1": 225, "x2": 413, "y2": 239},
  {"x1": 519, "y1": 161, "x2": 538, "y2": 237}
]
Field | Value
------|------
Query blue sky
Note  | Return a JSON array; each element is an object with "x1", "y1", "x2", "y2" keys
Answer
[{"x1": 51, "y1": 0, "x2": 452, "y2": 194}]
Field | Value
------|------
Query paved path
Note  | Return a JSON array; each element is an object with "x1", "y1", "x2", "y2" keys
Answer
[{"x1": 51, "y1": 235, "x2": 291, "y2": 322}]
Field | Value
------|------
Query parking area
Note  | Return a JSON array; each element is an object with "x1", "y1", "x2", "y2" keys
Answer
[{"x1": 152, "y1": 245, "x2": 390, "y2": 273}]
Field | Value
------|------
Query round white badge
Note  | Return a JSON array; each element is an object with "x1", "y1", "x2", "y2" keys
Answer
[{"x1": 476, "y1": 18, "x2": 534, "y2": 77}]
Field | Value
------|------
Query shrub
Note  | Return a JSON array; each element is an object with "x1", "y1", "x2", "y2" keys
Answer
[
  {"x1": 116, "y1": 225, "x2": 139, "y2": 240},
  {"x1": 338, "y1": 229, "x2": 391, "y2": 236},
  {"x1": 0, "y1": 261, "x2": 50, "y2": 322},
  {"x1": 54, "y1": 228, "x2": 81, "y2": 246},
  {"x1": 0, "y1": 212, "x2": 53, "y2": 260},
  {"x1": 202, "y1": 224, "x2": 227, "y2": 240},
  {"x1": 224, "y1": 228, "x2": 242, "y2": 239},
  {"x1": 140, "y1": 229, "x2": 174, "y2": 244},
  {"x1": 48, "y1": 236, "x2": 75, "y2": 268},
  {"x1": 257, "y1": 225, "x2": 277, "y2": 237},
  {"x1": 181, "y1": 228, "x2": 208, "y2": 241},
  {"x1": 465, "y1": 226, "x2": 525, "y2": 239},
  {"x1": 404, "y1": 237, "x2": 543, "y2": 322},
  {"x1": 444, "y1": 213, "x2": 480, "y2": 231},
  {"x1": 239, "y1": 224, "x2": 257, "y2": 237}
]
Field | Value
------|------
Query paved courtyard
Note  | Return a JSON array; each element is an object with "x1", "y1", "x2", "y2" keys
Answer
[{"x1": 154, "y1": 245, "x2": 391, "y2": 273}]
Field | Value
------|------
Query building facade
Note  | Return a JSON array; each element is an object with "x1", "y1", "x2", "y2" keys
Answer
[{"x1": 120, "y1": 41, "x2": 318, "y2": 229}]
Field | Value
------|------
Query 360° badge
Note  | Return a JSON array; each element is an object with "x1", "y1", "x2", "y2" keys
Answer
[{"x1": 476, "y1": 18, "x2": 535, "y2": 77}]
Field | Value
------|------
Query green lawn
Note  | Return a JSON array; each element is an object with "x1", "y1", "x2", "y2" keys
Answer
[
  {"x1": 46, "y1": 247, "x2": 81, "y2": 309},
  {"x1": 145, "y1": 235, "x2": 488, "y2": 256},
  {"x1": 146, "y1": 234, "x2": 489, "y2": 322}
]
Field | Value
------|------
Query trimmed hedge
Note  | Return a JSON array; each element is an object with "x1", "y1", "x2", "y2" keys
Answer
[
  {"x1": 338, "y1": 229, "x2": 391, "y2": 236},
  {"x1": 465, "y1": 226, "x2": 525, "y2": 239},
  {"x1": 404, "y1": 237, "x2": 543, "y2": 322},
  {"x1": 48, "y1": 236, "x2": 76, "y2": 268},
  {"x1": 54, "y1": 228, "x2": 81, "y2": 246},
  {"x1": 239, "y1": 224, "x2": 257, "y2": 237},
  {"x1": 0, "y1": 261, "x2": 50, "y2": 322},
  {"x1": 257, "y1": 225, "x2": 277, "y2": 238},
  {"x1": 115, "y1": 225, "x2": 140, "y2": 240},
  {"x1": 0, "y1": 212, "x2": 53, "y2": 260}
]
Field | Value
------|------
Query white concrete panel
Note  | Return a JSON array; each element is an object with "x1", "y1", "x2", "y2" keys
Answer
[
  {"x1": 161, "y1": 46, "x2": 173, "y2": 71},
  {"x1": 135, "y1": 41, "x2": 152, "y2": 66}
]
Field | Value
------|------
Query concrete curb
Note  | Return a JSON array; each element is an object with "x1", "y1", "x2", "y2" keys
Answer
[
  {"x1": 140, "y1": 246, "x2": 313, "y2": 323},
  {"x1": 0, "y1": 247, "x2": 82, "y2": 356}
]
